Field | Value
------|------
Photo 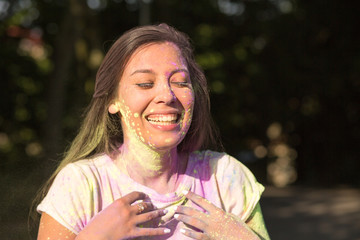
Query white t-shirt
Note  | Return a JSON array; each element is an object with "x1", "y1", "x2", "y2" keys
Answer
[{"x1": 38, "y1": 150, "x2": 264, "y2": 239}]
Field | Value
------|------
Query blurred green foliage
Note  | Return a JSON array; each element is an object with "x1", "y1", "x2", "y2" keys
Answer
[{"x1": 1, "y1": 0, "x2": 360, "y2": 239}]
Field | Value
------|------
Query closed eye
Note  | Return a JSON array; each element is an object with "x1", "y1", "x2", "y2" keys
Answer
[
  {"x1": 136, "y1": 83, "x2": 154, "y2": 89},
  {"x1": 171, "y1": 82, "x2": 191, "y2": 88}
]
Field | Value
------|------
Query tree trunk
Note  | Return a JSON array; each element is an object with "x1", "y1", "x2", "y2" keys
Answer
[
  {"x1": 139, "y1": 0, "x2": 151, "y2": 25},
  {"x1": 42, "y1": 0, "x2": 88, "y2": 174}
]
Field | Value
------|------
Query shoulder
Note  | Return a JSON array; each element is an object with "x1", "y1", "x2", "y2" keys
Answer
[
  {"x1": 47, "y1": 153, "x2": 112, "y2": 193},
  {"x1": 59, "y1": 154, "x2": 114, "y2": 180},
  {"x1": 37, "y1": 154, "x2": 114, "y2": 234},
  {"x1": 43, "y1": 153, "x2": 115, "y2": 204},
  {"x1": 189, "y1": 150, "x2": 226, "y2": 167},
  {"x1": 191, "y1": 150, "x2": 264, "y2": 220},
  {"x1": 190, "y1": 150, "x2": 253, "y2": 179},
  {"x1": 71, "y1": 153, "x2": 113, "y2": 170}
]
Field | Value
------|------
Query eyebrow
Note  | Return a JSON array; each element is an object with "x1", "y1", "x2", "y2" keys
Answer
[
  {"x1": 130, "y1": 68, "x2": 189, "y2": 77},
  {"x1": 130, "y1": 69, "x2": 155, "y2": 76}
]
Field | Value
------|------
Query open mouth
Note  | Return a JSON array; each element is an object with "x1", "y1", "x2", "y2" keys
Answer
[{"x1": 146, "y1": 114, "x2": 180, "y2": 126}]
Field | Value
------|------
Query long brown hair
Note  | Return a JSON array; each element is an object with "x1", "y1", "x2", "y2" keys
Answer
[{"x1": 34, "y1": 23, "x2": 220, "y2": 212}]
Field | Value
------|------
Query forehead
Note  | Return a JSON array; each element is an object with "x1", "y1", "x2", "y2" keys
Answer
[{"x1": 124, "y1": 42, "x2": 186, "y2": 70}]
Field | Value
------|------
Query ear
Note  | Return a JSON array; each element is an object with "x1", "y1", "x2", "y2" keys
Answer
[{"x1": 108, "y1": 103, "x2": 120, "y2": 114}]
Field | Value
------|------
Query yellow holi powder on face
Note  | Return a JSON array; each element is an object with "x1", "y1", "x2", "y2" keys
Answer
[
  {"x1": 165, "y1": 138, "x2": 172, "y2": 143},
  {"x1": 116, "y1": 92, "x2": 173, "y2": 177}
]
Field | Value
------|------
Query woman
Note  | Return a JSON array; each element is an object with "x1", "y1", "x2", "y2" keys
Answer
[{"x1": 37, "y1": 23, "x2": 270, "y2": 240}]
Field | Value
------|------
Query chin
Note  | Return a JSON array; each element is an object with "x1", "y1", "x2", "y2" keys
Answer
[{"x1": 147, "y1": 138, "x2": 183, "y2": 151}]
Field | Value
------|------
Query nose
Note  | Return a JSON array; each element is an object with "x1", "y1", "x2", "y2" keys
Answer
[{"x1": 154, "y1": 82, "x2": 176, "y2": 104}]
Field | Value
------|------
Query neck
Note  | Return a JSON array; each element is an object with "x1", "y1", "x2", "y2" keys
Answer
[{"x1": 116, "y1": 136, "x2": 186, "y2": 194}]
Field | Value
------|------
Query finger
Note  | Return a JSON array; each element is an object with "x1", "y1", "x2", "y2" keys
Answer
[
  {"x1": 131, "y1": 202, "x2": 153, "y2": 215},
  {"x1": 179, "y1": 228, "x2": 210, "y2": 240},
  {"x1": 183, "y1": 190, "x2": 218, "y2": 214},
  {"x1": 132, "y1": 227, "x2": 171, "y2": 237},
  {"x1": 174, "y1": 213, "x2": 207, "y2": 231},
  {"x1": 122, "y1": 191, "x2": 147, "y2": 204},
  {"x1": 176, "y1": 206, "x2": 209, "y2": 221},
  {"x1": 135, "y1": 209, "x2": 168, "y2": 224}
]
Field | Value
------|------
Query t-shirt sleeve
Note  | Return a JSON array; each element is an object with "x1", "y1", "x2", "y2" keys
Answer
[
  {"x1": 37, "y1": 163, "x2": 95, "y2": 234},
  {"x1": 209, "y1": 152, "x2": 264, "y2": 222}
]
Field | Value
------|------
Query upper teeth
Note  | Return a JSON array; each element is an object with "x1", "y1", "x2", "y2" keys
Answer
[{"x1": 147, "y1": 114, "x2": 178, "y2": 122}]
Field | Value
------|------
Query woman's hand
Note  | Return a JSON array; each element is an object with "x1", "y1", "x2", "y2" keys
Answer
[
  {"x1": 174, "y1": 191, "x2": 260, "y2": 240},
  {"x1": 76, "y1": 191, "x2": 170, "y2": 240}
]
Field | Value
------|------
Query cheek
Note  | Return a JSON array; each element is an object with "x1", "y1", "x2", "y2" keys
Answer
[
  {"x1": 179, "y1": 90, "x2": 194, "y2": 131},
  {"x1": 118, "y1": 90, "x2": 143, "y2": 120},
  {"x1": 178, "y1": 89, "x2": 195, "y2": 109},
  {"x1": 118, "y1": 101, "x2": 134, "y2": 130},
  {"x1": 118, "y1": 101, "x2": 141, "y2": 134},
  {"x1": 118, "y1": 92, "x2": 153, "y2": 144}
]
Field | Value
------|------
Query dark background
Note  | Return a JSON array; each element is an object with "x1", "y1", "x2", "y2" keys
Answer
[{"x1": 1, "y1": 0, "x2": 360, "y2": 239}]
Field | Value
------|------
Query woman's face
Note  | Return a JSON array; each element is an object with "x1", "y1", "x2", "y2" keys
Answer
[{"x1": 109, "y1": 42, "x2": 194, "y2": 150}]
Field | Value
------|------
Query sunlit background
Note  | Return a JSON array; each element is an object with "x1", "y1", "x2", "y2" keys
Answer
[{"x1": 1, "y1": 0, "x2": 360, "y2": 239}]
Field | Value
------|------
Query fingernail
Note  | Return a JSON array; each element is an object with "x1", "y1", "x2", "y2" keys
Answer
[
  {"x1": 173, "y1": 205, "x2": 178, "y2": 212},
  {"x1": 164, "y1": 228, "x2": 171, "y2": 234},
  {"x1": 174, "y1": 214, "x2": 179, "y2": 219},
  {"x1": 182, "y1": 189, "x2": 189, "y2": 195},
  {"x1": 180, "y1": 228, "x2": 186, "y2": 234}
]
